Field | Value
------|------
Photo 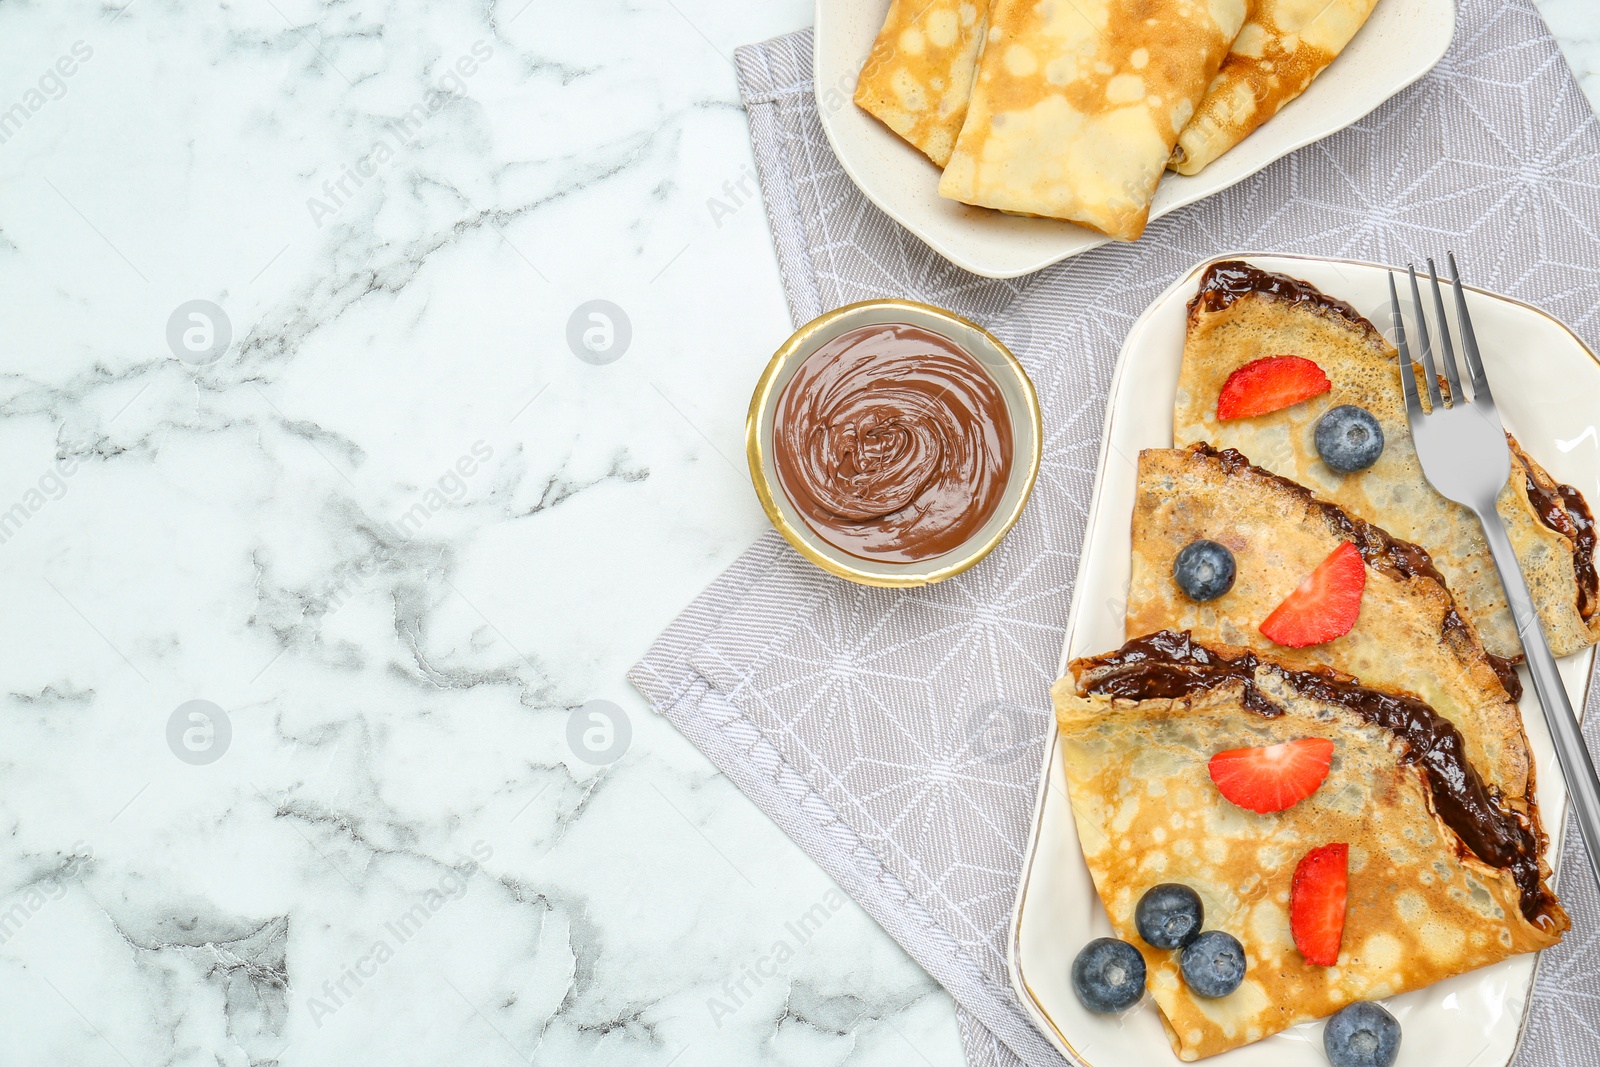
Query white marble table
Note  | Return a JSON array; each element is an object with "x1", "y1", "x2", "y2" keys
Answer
[
  {"x1": 1540, "y1": 0, "x2": 1600, "y2": 110},
  {"x1": 0, "y1": 2, "x2": 1592, "y2": 1064}
]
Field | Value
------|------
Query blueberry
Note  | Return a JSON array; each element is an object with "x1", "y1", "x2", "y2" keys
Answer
[
  {"x1": 1324, "y1": 1001, "x2": 1401, "y2": 1067},
  {"x1": 1135, "y1": 883, "x2": 1204, "y2": 950},
  {"x1": 1179, "y1": 930, "x2": 1246, "y2": 998},
  {"x1": 1315, "y1": 404, "x2": 1385, "y2": 473},
  {"x1": 1173, "y1": 539, "x2": 1236, "y2": 602},
  {"x1": 1071, "y1": 937, "x2": 1146, "y2": 1014}
]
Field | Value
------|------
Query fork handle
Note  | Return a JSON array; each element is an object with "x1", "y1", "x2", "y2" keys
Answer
[{"x1": 1474, "y1": 502, "x2": 1600, "y2": 889}]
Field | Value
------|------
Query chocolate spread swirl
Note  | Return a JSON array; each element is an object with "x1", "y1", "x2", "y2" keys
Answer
[
  {"x1": 1077, "y1": 631, "x2": 1557, "y2": 924},
  {"x1": 773, "y1": 323, "x2": 1013, "y2": 563}
]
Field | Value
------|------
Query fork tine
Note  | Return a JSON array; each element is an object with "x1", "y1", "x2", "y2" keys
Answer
[
  {"x1": 1425, "y1": 258, "x2": 1465, "y2": 406},
  {"x1": 1406, "y1": 265, "x2": 1445, "y2": 410},
  {"x1": 1447, "y1": 251, "x2": 1496, "y2": 407},
  {"x1": 1389, "y1": 272, "x2": 1423, "y2": 420}
]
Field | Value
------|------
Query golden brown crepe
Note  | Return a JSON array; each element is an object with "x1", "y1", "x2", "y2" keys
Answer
[
  {"x1": 1175, "y1": 261, "x2": 1600, "y2": 659},
  {"x1": 937, "y1": 0, "x2": 1249, "y2": 241},
  {"x1": 1129, "y1": 445, "x2": 1538, "y2": 831},
  {"x1": 1053, "y1": 632, "x2": 1566, "y2": 1060},
  {"x1": 1170, "y1": 0, "x2": 1381, "y2": 175},
  {"x1": 854, "y1": 0, "x2": 992, "y2": 167}
]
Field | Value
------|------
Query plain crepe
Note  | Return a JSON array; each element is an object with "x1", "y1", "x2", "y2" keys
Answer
[
  {"x1": 854, "y1": 0, "x2": 992, "y2": 167},
  {"x1": 937, "y1": 0, "x2": 1248, "y2": 241},
  {"x1": 1174, "y1": 261, "x2": 1600, "y2": 659},
  {"x1": 1053, "y1": 631, "x2": 1566, "y2": 1060},
  {"x1": 1171, "y1": 0, "x2": 1382, "y2": 175}
]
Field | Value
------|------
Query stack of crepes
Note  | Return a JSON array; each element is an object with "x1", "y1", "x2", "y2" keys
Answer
[
  {"x1": 854, "y1": 0, "x2": 1383, "y2": 241},
  {"x1": 1049, "y1": 262, "x2": 1599, "y2": 1059}
]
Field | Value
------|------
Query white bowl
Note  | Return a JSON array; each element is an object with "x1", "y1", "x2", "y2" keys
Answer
[{"x1": 813, "y1": 1, "x2": 1457, "y2": 278}]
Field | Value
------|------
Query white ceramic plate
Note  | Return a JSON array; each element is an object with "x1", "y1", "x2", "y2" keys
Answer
[
  {"x1": 813, "y1": 2, "x2": 1456, "y2": 278},
  {"x1": 1010, "y1": 253, "x2": 1600, "y2": 1067}
]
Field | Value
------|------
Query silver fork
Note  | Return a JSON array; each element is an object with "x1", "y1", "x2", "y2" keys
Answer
[{"x1": 1391, "y1": 254, "x2": 1600, "y2": 889}]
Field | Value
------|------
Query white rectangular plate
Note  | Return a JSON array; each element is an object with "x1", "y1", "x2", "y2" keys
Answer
[
  {"x1": 1010, "y1": 253, "x2": 1600, "y2": 1066},
  {"x1": 814, "y1": 1, "x2": 1456, "y2": 278}
]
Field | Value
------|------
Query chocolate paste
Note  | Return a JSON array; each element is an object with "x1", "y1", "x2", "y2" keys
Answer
[
  {"x1": 1078, "y1": 631, "x2": 1557, "y2": 924},
  {"x1": 1074, "y1": 628, "x2": 1282, "y2": 716},
  {"x1": 1483, "y1": 650, "x2": 1525, "y2": 703},
  {"x1": 1524, "y1": 474, "x2": 1599, "y2": 622},
  {"x1": 773, "y1": 323, "x2": 1013, "y2": 563},
  {"x1": 1187, "y1": 260, "x2": 1378, "y2": 334},
  {"x1": 1558, "y1": 484, "x2": 1597, "y2": 618}
]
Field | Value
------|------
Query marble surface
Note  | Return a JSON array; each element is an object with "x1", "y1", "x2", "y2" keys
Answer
[
  {"x1": 1538, "y1": 0, "x2": 1600, "y2": 111},
  {"x1": 0, "y1": 2, "x2": 1592, "y2": 1065}
]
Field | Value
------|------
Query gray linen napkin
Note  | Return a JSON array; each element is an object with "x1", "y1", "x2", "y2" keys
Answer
[{"x1": 629, "y1": 3, "x2": 1600, "y2": 1064}]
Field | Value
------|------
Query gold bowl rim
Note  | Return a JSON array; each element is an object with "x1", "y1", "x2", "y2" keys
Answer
[{"x1": 745, "y1": 298, "x2": 1043, "y2": 588}]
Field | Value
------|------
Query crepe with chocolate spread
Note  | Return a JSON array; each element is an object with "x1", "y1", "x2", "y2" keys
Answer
[
  {"x1": 1052, "y1": 631, "x2": 1566, "y2": 1061},
  {"x1": 1175, "y1": 261, "x2": 1600, "y2": 659},
  {"x1": 1170, "y1": 0, "x2": 1381, "y2": 175},
  {"x1": 1128, "y1": 445, "x2": 1537, "y2": 833},
  {"x1": 937, "y1": 0, "x2": 1248, "y2": 241},
  {"x1": 854, "y1": 0, "x2": 992, "y2": 167}
]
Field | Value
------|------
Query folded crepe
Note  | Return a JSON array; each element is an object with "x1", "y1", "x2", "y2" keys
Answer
[
  {"x1": 937, "y1": 0, "x2": 1248, "y2": 241},
  {"x1": 854, "y1": 0, "x2": 992, "y2": 167},
  {"x1": 1175, "y1": 261, "x2": 1600, "y2": 659},
  {"x1": 1129, "y1": 444, "x2": 1536, "y2": 826},
  {"x1": 1170, "y1": 0, "x2": 1381, "y2": 175},
  {"x1": 1053, "y1": 632, "x2": 1566, "y2": 1060}
]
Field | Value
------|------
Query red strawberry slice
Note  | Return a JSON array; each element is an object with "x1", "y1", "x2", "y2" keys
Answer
[
  {"x1": 1259, "y1": 542, "x2": 1366, "y2": 647},
  {"x1": 1290, "y1": 843, "x2": 1349, "y2": 967},
  {"x1": 1216, "y1": 356, "x2": 1332, "y2": 420},
  {"x1": 1208, "y1": 737, "x2": 1335, "y2": 814}
]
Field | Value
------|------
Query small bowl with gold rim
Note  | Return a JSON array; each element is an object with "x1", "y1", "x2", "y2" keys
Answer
[{"x1": 747, "y1": 299, "x2": 1042, "y2": 587}]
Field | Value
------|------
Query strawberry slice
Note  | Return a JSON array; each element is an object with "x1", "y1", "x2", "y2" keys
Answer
[
  {"x1": 1208, "y1": 738, "x2": 1335, "y2": 814},
  {"x1": 1216, "y1": 356, "x2": 1332, "y2": 420},
  {"x1": 1290, "y1": 843, "x2": 1349, "y2": 966},
  {"x1": 1259, "y1": 542, "x2": 1366, "y2": 647}
]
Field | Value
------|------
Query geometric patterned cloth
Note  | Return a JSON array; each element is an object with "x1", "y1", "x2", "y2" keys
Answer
[{"x1": 629, "y1": 4, "x2": 1600, "y2": 1064}]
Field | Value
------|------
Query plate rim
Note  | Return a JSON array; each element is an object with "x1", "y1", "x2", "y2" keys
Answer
[
  {"x1": 811, "y1": 1, "x2": 1458, "y2": 279},
  {"x1": 1006, "y1": 250, "x2": 1600, "y2": 1066}
]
